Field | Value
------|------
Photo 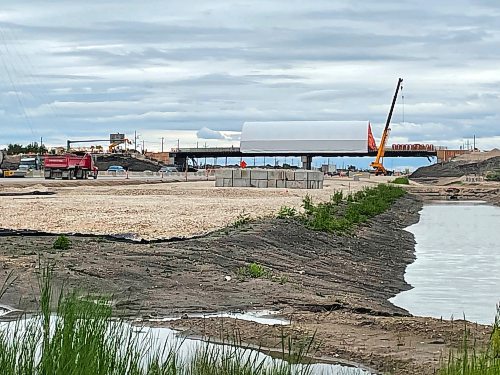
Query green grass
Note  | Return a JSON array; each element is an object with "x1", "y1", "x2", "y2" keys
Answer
[
  {"x1": 232, "y1": 212, "x2": 252, "y2": 228},
  {"x1": 52, "y1": 235, "x2": 71, "y2": 250},
  {"x1": 390, "y1": 176, "x2": 410, "y2": 185},
  {"x1": 485, "y1": 170, "x2": 500, "y2": 182},
  {"x1": 238, "y1": 262, "x2": 270, "y2": 278},
  {"x1": 438, "y1": 308, "x2": 500, "y2": 374},
  {"x1": 300, "y1": 184, "x2": 407, "y2": 233},
  {"x1": 276, "y1": 206, "x2": 297, "y2": 219},
  {"x1": 0, "y1": 266, "x2": 315, "y2": 375}
]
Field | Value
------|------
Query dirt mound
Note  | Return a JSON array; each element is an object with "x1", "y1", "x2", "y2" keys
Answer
[
  {"x1": 95, "y1": 154, "x2": 165, "y2": 172},
  {"x1": 0, "y1": 154, "x2": 21, "y2": 170},
  {"x1": 411, "y1": 156, "x2": 500, "y2": 179}
]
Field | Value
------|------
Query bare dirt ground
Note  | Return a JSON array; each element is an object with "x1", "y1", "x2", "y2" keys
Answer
[
  {"x1": 0, "y1": 177, "x2": 392, "y2": 240},
  {"x1": 0, "y1": 193, "x2": 494, "y2": 374}
]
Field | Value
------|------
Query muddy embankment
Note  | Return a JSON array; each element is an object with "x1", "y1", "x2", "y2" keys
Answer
[
  {"x1": 407, "y1": 185, "x2": 500, "y2": 206},
  {"x1": 0, "y1": 193, "x2": 492, "y2": 374},
  {"x1": 410, "y1": 155, "x2": 500, "y2": 180}
]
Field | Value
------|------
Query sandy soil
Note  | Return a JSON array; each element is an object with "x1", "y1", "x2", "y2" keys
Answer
[{"x1": 0, "y1": 177, "x2": 393, "y2": 240}]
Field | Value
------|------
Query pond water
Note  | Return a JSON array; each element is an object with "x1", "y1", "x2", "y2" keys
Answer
[
  {"x1": 146, "y1": 310, "x2": 290, "y2": 325},
  {"x1": 391, "y1": 202, "x2": 500, "y2": 325},
  {"x1": 0, "y1": 315, "x2": 371, "y2": 375}
]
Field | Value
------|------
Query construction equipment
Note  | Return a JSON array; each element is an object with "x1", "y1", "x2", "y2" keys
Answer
[
  {"x1": 108, "y1": 138, "x2": 131, "y2": 153},
  {"x1": 371, "y1": 78, "x2": 403, "y2": 175},
  {"x1": 44, "y1": 153, "x2": 98, "y2": 180}
]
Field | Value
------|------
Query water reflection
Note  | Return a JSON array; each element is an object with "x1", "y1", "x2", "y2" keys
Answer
[{"x1": 391, "y1": 202, "x2": 500, "y2": 324}]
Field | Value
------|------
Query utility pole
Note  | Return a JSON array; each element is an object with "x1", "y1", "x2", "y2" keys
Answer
[
  {"x1": 161, "y1": 137, "x2": 164, "y2": 153},
  {"x1": 134, "y1": 131, "x2": 138, "y2": 151},
  {"x1": 473, "y1": 135, "x2": 476, "y2": 151},
  {"x1": 177, "y1": 139, "x2": 180, "y2": 150},
  {"x1": 142, "y1": 140, "x2": 145, "y2": 154}
]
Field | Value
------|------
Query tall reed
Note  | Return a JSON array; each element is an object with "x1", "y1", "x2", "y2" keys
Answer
[{"x1": 0, "y1": 266, "x2": 317, "y2": 375}]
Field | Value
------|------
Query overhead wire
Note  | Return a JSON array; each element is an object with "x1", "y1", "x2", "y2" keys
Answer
[{"x1": 0, "y1": 27, "x2": 36, "y2": 139}]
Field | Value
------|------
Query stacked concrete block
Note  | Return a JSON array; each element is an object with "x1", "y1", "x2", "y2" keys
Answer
[{"x1": 215, "y1": 168, "x2": 323, "y2": 189}]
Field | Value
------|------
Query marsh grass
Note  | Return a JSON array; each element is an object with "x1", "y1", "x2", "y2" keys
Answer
[
  {"x1": 0, "y1": 266, "x2": 316, "y2": 375},
  {"x1": 438, "y1": 307, "x2": 500, "y2": 375}
]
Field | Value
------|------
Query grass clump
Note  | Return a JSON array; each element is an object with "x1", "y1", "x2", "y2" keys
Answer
[
  {"x1": 301, "y1": 184, "x2": 406, "y2": 233},
  {"x1": 0, "y1": 266, "x2": 316, "y2": 375},
  {"x1": 485, "y1": 170, "x2": 500, "y2": 182},
  {"x1": 277, "y1": 206, "x2": 297, "y2": 219},
  {"x1": 390, "y1": 176, "x2": 410, "y2": 185},
  {"x1": 238, "y1": 262, "x2": 269, "y2": 278},
  {"x1": 232, "y1": 212, "x2": 252, "y2": 228},
  {"x1": 438, "y1": 307, "x2": 500, "y2": 375},
  {"x1": 52, "y1": 235, "x2": 71, "y2": 250}
]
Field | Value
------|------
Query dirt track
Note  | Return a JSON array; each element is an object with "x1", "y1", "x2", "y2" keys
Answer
[{"x1": 0, "y1": 193, "x2": 492, "y2": 374}]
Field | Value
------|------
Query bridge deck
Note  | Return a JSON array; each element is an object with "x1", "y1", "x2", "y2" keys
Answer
[{"x1": 169, "y1": 147, "x2": 437, "y2": 159}]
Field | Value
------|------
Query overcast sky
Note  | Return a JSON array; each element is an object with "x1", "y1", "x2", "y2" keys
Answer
[{"x1": 0, "y1": 0, "x2": 499, "y2": 156}]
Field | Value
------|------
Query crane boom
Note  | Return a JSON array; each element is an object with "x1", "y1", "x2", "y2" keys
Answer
[{"x1": 371, "y1": 78, "x2": 403, "y2": 175}]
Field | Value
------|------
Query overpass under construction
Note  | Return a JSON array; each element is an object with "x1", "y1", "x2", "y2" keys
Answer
[{"x1": 169, "y1": 144, "x2": 450, "y2": 170}]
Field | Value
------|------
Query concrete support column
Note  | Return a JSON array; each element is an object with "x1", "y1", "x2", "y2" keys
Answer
[{"x1": 301, "y1": 155, "x2": 312, "y2": 170}]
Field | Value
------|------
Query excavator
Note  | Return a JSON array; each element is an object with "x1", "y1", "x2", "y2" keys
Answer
[
  {"x1": 371, "y1": 78, "x2": 403, "y2": 175},
  {"x1": 108, "y1": 138, "x2": 132, "y2": 153}
]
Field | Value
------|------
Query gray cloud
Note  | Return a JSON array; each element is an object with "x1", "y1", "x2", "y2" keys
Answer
[
  {"x1": 196, "y1": 127, "x2": 226, "y2": 140},
  {"x1": 0, "y1": 0, "x2": 499, "y2": 152}
]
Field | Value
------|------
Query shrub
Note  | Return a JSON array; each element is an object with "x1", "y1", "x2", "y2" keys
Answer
[
  {"x1": 277, "y1": 206, "x2": 297, "y2": 219},
  {"x1": 302, "y1": 184, "x2": 406, "y2": 234},
  {"x1": 238, "y1": 263, "x2": 269, "y2": 278},
  {"x1": 330, "y1": 190, "x2": 344, "y2": 205},
  {"x1": 485, "y1": 170, "x2": 500, "y2": 182},
  {"x1": 232, "y1": 212, "x2": 251, "y2": 228},
  {"x1": 53, "y1": 235, "x2": 71, "y2": 250},
  {"x1": 391, "y1": 176, "x2": 410, "y2": 185}
]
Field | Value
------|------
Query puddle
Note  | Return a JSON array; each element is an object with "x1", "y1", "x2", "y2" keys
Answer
[
  {"x1": 391, "y1": 202, "x2": 500, "y2": 324},
  {"x1": 0, "y1": 304, "x2": 22, "y2": 318},
  {"x1": 0, "y1": 317, "x2": 371, "y2": 374},
  {"x1": 147, "y1": 310, "x2": 290, "y2": 325}
]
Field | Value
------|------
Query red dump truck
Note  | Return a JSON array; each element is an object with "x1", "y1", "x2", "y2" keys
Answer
[{"x1": 44, "y1": 153, "x2": 98, "y2": 180}]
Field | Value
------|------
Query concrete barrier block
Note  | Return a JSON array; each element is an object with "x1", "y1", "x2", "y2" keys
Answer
[
  {"x1": 241, "y1": 169, "x2": 251, "y2": 178},
  {"x1": 215, "y1": 178, "x2": 224, "y2": 187},
  {"x1": 285, "y1": 170, "x2": 296, "y2": 181},
  {"x1": 223, "y1": 178, "x2": 233, "y2": 187},
  {"x1": 250, "y1": 169, "x2": 268, "y2": 180},
  {"x1": 308, "y1": 180, "x2": 323, "y2": 189},
  {"x1": 268, "y1": 170, "x2": 285, "y2": 180},
  {"x1": 307, "y1": 171, "x2": 323, "y2": 181},
  {"x1": 276, "y1": 180, "x2": 286, "y2": 188},
  {"x1": 255, "y1": 180, "x2": 268, "y2": 188},
  {"x1": 233, "y1": 178, "x2": 251, "y2": 187},
  {"x1": 286, "y1": 180, "x2": 307, "y2": 189},
  {"x1": 294, "y1": 171, "x2": 308, "y2": 181},
  {"x1": 232, "y1": 169, "x2": 242, "y2": 179},
  {"x1": 215, "y1": 169, "x2": 234, "y2": 178},
  {"x1": 267, "y1": 180, "x2": 277, "y2": 188}
]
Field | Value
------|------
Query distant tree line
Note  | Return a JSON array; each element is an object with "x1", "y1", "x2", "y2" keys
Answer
[{"x1": 6, "y1": 142, "x2": 48, "y2": 155}]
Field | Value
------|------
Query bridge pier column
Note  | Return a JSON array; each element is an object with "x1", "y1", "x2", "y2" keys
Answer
[{"x1": 301, "y1": 155, "x2": 312, "y2": 170}]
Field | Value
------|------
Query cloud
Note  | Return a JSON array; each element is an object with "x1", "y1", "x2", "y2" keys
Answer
[
  {"x1": 196, "y1": 127, "x2": 226, "y2": 140},
  {"x1": 0, "y1": 0, "x2": 499, "y2": 157}
]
